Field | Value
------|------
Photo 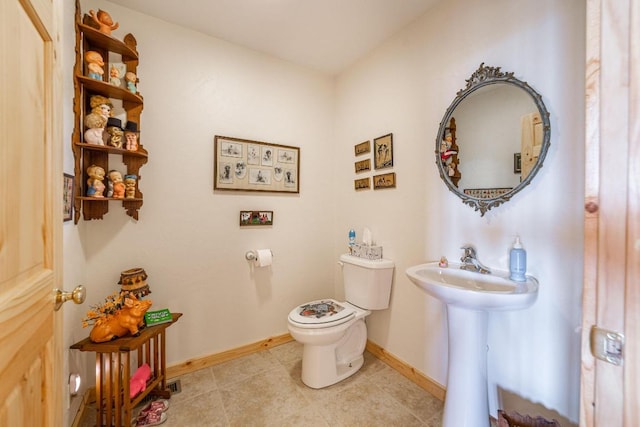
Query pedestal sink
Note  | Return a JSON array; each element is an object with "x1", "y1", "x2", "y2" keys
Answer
[{"x1": 406, "y1": 261, "x2": 538, "y2": 427}]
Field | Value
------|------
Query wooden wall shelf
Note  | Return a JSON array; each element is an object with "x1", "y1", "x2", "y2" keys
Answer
[{"x1": 72, "y1": 1, "x2": 147, "y2": 223}]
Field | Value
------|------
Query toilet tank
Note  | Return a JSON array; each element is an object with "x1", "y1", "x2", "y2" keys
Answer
[{"x1": 339, "y1": 254, "x2": 394, "y2": 310}]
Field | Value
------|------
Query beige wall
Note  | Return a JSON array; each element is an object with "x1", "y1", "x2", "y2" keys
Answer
[
  {"x1": 63, "y1": 0, "x2": 585, "y2": 423},
  {"x1": 334, "y1": 0, "x2": 585, "y2": 422}
]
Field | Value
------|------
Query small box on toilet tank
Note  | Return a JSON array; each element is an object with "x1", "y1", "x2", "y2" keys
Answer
[{"x1": 350, "y1": 243, "x2": 383, "y2": 260}]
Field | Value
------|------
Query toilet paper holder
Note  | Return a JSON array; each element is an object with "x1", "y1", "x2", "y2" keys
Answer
[{"x1": 245, "y1": 250, "x2": 273, "y2": 261}]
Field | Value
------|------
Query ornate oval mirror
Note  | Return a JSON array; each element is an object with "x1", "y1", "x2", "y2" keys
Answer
[{"x1": 436, "y1": 63, "x2": 551, "y2": 215}]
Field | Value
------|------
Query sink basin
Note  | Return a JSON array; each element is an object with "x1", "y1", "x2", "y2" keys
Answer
[
  {"x1": 406, "y1": 261, "x2": 539, "y2": 427},
  {"x1": 405, "y1": 261, "x2": 538, "y2": 310}
]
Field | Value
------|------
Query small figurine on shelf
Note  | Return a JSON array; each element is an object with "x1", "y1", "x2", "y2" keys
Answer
[
  {"x1": 83, "y1": 95, "x2": 112, "y2": 137},
  {"x1": 83, "y1": 113, "x2": 105, "y2": 145},
  {"x1": 109, "y1": 64, "x2": 121, "y2": 86},
  {"x1": 440, "y1": 134, "x2": 457, "y2": 164},
  {"x1": 88, "y1": 9, "x2": 119, "y2": 36},
  {"x1": 86, "y1": 164, "x2": 106, "y2": 198},
  {"x1": 107, "y1": 170, "x2": 125, "y2": 198},
  {"x1": 124, "y1": 121, "x2": 139, "y2": 151},
  {"x1": 90, "y1": 95, "x2": 112, "y2": 120},
  {"x1": 124, "y1": 174, "x2": 137, "y2": 198},
  {"x1": 125, "y1": 71, "x2": 138, "y2": 94},
  {"x1": 103, "y1": 117, "x2": 124, "y2": 148},
  {"x1": 106, "y1": 173, "x2": 113, "y2": 197},
  {"x1": 85, "y1": 51, "x2": 104, "y2": 81}
]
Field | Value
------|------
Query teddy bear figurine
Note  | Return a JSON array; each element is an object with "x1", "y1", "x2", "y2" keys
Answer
[
  {"x1": 85, "y1": 51, "x2": 104, "y2": 80},
  {"x1": 86, "y1": 165, "x2": 106, "y2": 198},
  {"x1": 88, "y1": 9, "x2": 119, "y2": 35}
]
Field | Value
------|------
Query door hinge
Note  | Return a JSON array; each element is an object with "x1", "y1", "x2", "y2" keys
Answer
[{"x1": 590, "y1": 326, "x2": 624, "y2": 366}]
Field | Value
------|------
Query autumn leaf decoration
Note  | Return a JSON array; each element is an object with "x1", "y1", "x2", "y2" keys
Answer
[{"x1": 82, "y1": 291, "x2": 133, "y2": 328}]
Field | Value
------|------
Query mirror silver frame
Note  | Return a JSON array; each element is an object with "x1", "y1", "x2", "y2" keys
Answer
[{"x1": 436, "y1": 63, "x2": 551, "y2": 216}]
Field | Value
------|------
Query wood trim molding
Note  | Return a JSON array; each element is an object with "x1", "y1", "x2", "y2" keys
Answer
[
  {"x1": 365, "y1": 340, "x2": 446, "y2": 401},
  {"x1": 69, "y1": 387, "x2": 95, "y2": 427},
  {"x1": 166, "y1": 333, "x2": 294, "y2": 378}
]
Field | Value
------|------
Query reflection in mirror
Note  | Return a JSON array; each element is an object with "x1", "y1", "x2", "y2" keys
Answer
[{"x1": 436, "y1": 64, "x2": 550, "y2": 215}]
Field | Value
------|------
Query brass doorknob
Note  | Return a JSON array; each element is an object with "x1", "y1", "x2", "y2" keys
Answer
[{"x1": 54, "y1": 285, "x2": 86, "y2": 311}]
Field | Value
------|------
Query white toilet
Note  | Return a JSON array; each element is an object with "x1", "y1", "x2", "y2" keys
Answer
[{"x1": 287, "y1": 253, "x2": 394, "y2": 389}]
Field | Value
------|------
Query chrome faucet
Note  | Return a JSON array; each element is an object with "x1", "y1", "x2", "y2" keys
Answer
[{"x1": 460, "y1": 245, "x2": 491, "y2": 274}]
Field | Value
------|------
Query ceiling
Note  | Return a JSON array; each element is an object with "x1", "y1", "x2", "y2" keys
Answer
[{"x1": 106, "y1": 0, "x2": 438, "y2": 75}]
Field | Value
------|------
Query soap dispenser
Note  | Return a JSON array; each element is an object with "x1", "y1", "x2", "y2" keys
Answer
[{"x1": 509, "y1": 236, "x2": 527, "y2": 281}]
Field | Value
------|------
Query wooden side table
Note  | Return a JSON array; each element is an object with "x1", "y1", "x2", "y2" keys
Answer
[{"x1": 71, "y1": 313, "x2": 182, "y2": 427}]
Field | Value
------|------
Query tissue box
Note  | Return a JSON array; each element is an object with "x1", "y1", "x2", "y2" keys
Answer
[{"x1": 350, "y1": 243, "x2": 383, "y2": 260}]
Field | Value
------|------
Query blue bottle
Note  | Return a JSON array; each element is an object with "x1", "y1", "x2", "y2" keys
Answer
[
  {"x1": 348, "y1": 229, "x2": 356, "y2": 247},
  {"x1": 509, "y1": 236, "x2": 527, "y2": 281}
]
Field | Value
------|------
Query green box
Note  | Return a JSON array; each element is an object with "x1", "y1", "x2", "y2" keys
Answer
[{"x1": 145, "y1": 308, "x2": 172, "y2": 326}]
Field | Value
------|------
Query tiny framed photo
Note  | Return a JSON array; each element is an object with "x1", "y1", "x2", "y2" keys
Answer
[
  {"x1": 240, "y1": 210, "x2": 273, "y2": 226},
  {"x1": 354, "y1": 177, "x2": 370, "y2": 191},
  {"x1": 354, "y1": 140, "x2": 371, "y2": 156},
  {"x1": 513, "y1": 153, "x2": 522, "y2": 173},
  {"x1": 63, "y1": 173, "x2": 74, "y2": 222},
  {"x1": 373, "y1": 133, "x2": 393, "y2": 170},
  {"x1": 108, "y1": 62, "x2": 127, "y2": 88},
  {"x1": 373, "y1": 172, "x2": 396, "y2": 190},
  {"x1": 354, "y1": 159, "x2": 371, "y2": 174}
]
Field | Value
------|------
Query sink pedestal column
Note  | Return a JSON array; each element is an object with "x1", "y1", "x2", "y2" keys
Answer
[{"x1": 443, "y1": 305, "x2": 490, "y2": 427}]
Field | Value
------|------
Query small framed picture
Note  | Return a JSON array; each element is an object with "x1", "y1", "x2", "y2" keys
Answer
[
  {"x1": 373, "y1": 133, "x2": 393, "y2": 170},
  {"x1": 108, "y1": 62, "x2": 127, "y2": 88},
  {"x1": 354, "y1": 159, "x2": 371, "y2": 174},
  {"x1": 240, "y1": 210, "x2": 273, "y2": 226},
  {"x1": 513, "y1": 153, "x2": 522, "y2": 173},
  {"x1": 354, "y1": 140, "x2": 370, "y2": 156},
  {"x1": 63, "y1": 173, "x2": 74, "y2": 222},
  {"x1": 373, "y1": 172, "x2": 396, "y2": 190},
  {"x1": 354, "y1": 177, "x2": 370, "y2": 191}
]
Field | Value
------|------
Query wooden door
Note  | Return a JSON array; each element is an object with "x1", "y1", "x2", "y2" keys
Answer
[
  {"x1": 581, "y1": 0, "x2": 639, "y2": 425},
  {"x1": 0, "y1": 0, "x2": 63, "y2": 425}
]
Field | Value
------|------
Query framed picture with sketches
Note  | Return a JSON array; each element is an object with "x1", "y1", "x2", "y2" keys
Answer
[
  {"x1": 239, "y1": 210, "x2": 273, "y2": 226},
  {"x1": 354, "y1": 177, "x2": 370, "y2": 191},
  {"x1": 354, "y1": 140, "x2": 370, "y2": 156},
  {"x1": 214, "y1": 136, "x2": 300, "y2": 193},
  {"x1": 354, "y1": 159, "x2": 371, "y2": 174},
  {"x1": 63, "y1": 173, "x2": 74, "y2": 222},
  {"x1": 373, "y1": 172, "x2": 396, "y2": 189},
  {"x1": 373, "y1": 133, "x2": 393, "y2": 170}
]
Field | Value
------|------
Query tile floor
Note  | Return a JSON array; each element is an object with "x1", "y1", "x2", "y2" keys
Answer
[{"x1": 80, "y1": 340, "x2": 444, "y2": 426}]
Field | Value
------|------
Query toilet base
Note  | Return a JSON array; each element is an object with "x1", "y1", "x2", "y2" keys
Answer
[
  {"x1": 292, "y1": 316, "x2": 368, "y2": 389},
  {"x1": 302, "y1": 350, "x2": 365, "y2": 389}
]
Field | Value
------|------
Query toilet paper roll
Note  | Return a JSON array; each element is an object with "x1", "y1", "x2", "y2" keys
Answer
[{"x1": 255, "y1": 249, "x2": 273, "y2": 267}]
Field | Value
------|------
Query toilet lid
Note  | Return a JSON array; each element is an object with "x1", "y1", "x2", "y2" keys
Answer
[{"x1": 288, "y1": 299, "x2": 355, "y2": 326}]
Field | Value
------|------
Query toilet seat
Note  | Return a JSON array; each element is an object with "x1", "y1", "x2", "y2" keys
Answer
[{"x1": 288, "y1": 299, "x2": 355, "y2": 329}]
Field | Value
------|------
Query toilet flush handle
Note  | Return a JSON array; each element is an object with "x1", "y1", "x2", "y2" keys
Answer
[{"x1": 337, "y1": 261, "x2": 344, "y2": 267}]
